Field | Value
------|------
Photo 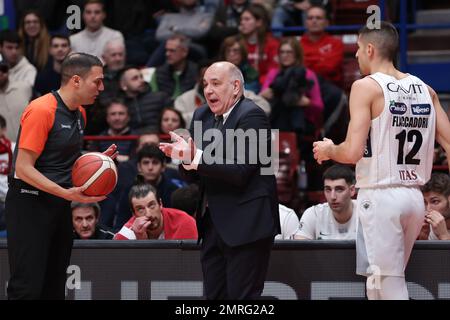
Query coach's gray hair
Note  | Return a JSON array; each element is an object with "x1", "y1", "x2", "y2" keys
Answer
[{"x1": 229, "y1": 63, "x2": 245, "y2": 91}]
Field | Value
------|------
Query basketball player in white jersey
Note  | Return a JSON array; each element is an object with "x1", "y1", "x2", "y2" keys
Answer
[
  {"x1": 313, "y1": 21, "x2": 450, "y2": 299},
  {"x1": 294, "y1": 164, "x2": 357, "y2": 240}
]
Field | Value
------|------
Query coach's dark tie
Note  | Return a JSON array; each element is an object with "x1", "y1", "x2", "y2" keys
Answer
[
  {"x1": 199, "y1": 115, "x2": 223, "y2": 218},
  {"x1": 213, "y1": 114, "x2": 224, "y2": 131}
]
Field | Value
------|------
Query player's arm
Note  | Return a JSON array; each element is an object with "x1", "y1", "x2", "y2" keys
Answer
[
  {"x1": 15, "y1": 148, "x2": 105, "y2": 203},
  {"x1": 313, "y1": 79, "x2": 373, "y2": 164},
  {"x1": 429, "y1": 85, "x2": 450, "y2": 172}
]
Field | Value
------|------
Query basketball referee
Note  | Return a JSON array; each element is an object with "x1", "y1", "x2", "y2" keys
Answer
[{"x1": 5, "y1": 53, "x2": 117, "y2": 299}]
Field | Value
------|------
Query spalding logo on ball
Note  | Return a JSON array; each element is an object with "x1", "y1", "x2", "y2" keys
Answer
[{"x1": 72, "y1": 152, "x2": 118, "y2": 196}]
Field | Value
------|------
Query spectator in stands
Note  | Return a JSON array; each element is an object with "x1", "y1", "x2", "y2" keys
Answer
[
  {"x1": 100, "y1": 39, "x2": 126, "y2": 102},
  {"x1": 294, "y1": 164, "x2": 356, "y2": 240},
  {"x1": 70, "y1": 201, "x2": 114, "y2": 240},
  {"x1": 114, "y1": 179, "x2": 197, "y2": 240},
  {"x1": 239, "y1": 4, "x2": 279, "y2": 85},
  {"x1": 17, "y1": 10, "x2": 50, "y2": 71},
  {"x1": 135, "y1": 128, "x2": 161, "y2": 148},
  {"x1": 104, "y1": 144, "x2": 180, "y2": 231},
  {"x1": 70, "y1": 0, "x2": 124, "y2": 60},
  {"x1": 0, "y1": 61, "x2": 32, "y2": 142},
  {"x1": 0, "y1": 115, "x2": 13, "y2": 232},
  {"x1": 271, "y1": 0, "x2": 312, "y2": 38},
  {"x1": 170, "y1": 183, "x2": 200, "y2": 217},
  {"x1": 34, "y1": 34, "x2": 71, "y2": 96},
  {"x1": 71, "y1": 202, "x2": 114, "y2": 240},
  {"x1": 301, "y1": 5, "x2": 344, "y2": 86},
  {"x1": 99, "y1": 128, "x2": 162, "y2": 230},
  {"x1": 214, "y1": 0, "x2": 249, "y2": 32},
  {"x1": 275, "y1": 204, "x2": 300, "y2": 240},
  {"x1": 174, "y1": 60, "x2": 210, "y2": 128},
  {"x1": 0, "y1": 30, "x2": 37, "y2": 87},
  {"x1": 133, "y1": 145, "x2": 179, "y2": 207},
  {"x1": 150, "y1": 34, "x2": 198, "y2": 101},
  {"x1": 219, "y1": 35, "x2": 260, "y2": 93},
  {"x1": 420, "y1": 173, "x2": 450, "y2": 240},
  {"x1": 119, "y1": 66, "x2": 172, "y2": 131},
  {"x1": 89, "y1": 98, "x2": 136, "y2": 163},
  {"x1": 204, "y1": 0, "x2": 247, "y2": 59},
  {"x1": 86, "y1": 39, "x2": 127, "y2": 136},
  {"x1": 159, "y1": 107, "x2": 186, "y2": 135},
  {"x1": 261, "y1": 37, "x2": 323, "y2": 134},
  {"x1": 156, "y1": 0, "x2": 214, "y2": 42},
  {"x1": 251, "y1": 0, "x2": 277, "y2": 16}
]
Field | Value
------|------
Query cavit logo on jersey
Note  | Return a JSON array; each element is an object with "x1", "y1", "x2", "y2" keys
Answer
[
  {"x1": 411, "y1": 104, "x2": 431, "y2": 115},
  {"x1": 389, "y1": 101, "x2": 407, "y2": 115}
]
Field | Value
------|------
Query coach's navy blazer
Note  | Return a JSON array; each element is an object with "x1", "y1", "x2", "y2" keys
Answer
[{"x1": 181, "y1": 98, "x2": 281, "y2": 247}]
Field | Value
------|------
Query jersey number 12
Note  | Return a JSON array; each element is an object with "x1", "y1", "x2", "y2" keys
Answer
[{"x1": 395, "y1": 129, "x2": 422, "y2": 165}]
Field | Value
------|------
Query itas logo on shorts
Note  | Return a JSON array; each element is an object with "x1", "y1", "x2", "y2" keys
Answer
[
  {"x1": 389, "y1": 101, "x2": 407, "y2": 115},
  {"x1": 411, "y1": 104, "x2": 431, "y2": 115}
]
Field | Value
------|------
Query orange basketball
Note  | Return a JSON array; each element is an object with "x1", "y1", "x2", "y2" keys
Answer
[{"x1": 72, "y1": 152, "x2": 118, "y2": 196}]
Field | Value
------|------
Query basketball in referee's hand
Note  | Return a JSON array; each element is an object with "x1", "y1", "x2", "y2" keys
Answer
[{"x1": 72, "y1": 152, "x2": 118, "y2": 196}]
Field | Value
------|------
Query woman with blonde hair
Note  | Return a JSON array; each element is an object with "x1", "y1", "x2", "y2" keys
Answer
[{"x1": 18, "y1": 10, "x2": 50, "y2": 71}]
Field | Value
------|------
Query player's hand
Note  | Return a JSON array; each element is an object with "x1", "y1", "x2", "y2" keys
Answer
[
  {"x1": 313, "y1": 137, "x2": 334, "y2": 164},
  {"x1": 131, "y1": 216, "x2": 152, "y2": 239},
  {"x1": 425, "y1": 210, "x2": 450, "y2": 240},
  {"x1": 102, "y1": 144, "x2": 119, "y2": 160},
  {"x1": 64, "y1": 186, "x2": 106, "y2": 203},
  {"x1": 159, "y1": 131, "x2": 195, "y2": 163}
]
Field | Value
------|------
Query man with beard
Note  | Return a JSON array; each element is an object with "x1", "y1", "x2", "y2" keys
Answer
[
  {"x1": 114, "y1": 177, "x2": 197, "y2": 240},
  {"x1": 294, "y1": 164, "x2": 357, "y2": 240},
  {"x1": 119, "y1": 66, "x2": 171, "y2": 131}
]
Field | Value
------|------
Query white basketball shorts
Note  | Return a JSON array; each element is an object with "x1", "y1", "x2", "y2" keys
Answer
[{"x1": 356, "y1": 186, "x2": 425, "y2": 277}]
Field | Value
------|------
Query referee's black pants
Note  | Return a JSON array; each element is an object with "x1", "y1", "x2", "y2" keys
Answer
[{"x1": 5, "y1": 179, "x2": 73, "y2": 300}]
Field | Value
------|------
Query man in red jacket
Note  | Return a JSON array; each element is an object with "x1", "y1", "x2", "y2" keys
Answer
[
  {"x1": 114, "y1": 181, "x2": 197, "y2": 240},
  {"x1": 301, "y1": 5, "x2": 344, "y2": 86}
]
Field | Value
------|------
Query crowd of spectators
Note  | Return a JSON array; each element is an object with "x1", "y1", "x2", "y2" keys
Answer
[{"x1": 0, "y1": 0, "x2": 447, "y2": 240}]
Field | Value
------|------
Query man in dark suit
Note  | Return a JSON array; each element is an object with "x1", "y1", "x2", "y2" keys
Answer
[{"x1": 160, "y1": 61, "x2": 280, "y2": 300}]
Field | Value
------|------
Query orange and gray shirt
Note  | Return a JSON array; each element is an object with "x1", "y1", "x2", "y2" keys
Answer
[{"x1": 10, "y1": 91, "x2": 86, "y2": 187}]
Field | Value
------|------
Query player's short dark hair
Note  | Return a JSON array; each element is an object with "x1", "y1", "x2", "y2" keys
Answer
[
  {"x1": 421, "y1": 173, "x2": 450, "y2": 197},
  {"x1": 137, "y1": 144, "x2": 165, "y2": 164},
  {"x1": 128, "y1": 175, "x2": 160, "y2": 210},
  {"x1": 323, "y1": 164, "x2": 355, "y2": 185},
  {"x1": 359, "y1": 21, "x2": 398, "y2": 62},
  {"x1": 60, "y1": 52, "x2": 103, "y2": 85},
  {"x1": 170, "y1": 184, "x2": 199, "y2": 217}
]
